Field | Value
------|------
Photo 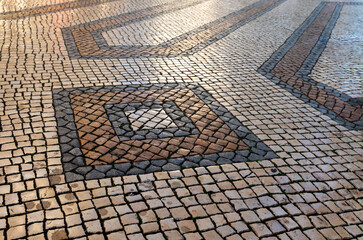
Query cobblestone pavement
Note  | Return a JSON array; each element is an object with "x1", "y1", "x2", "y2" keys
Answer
[{"x1": 0, "y1": 0, "x2": 362, "y2": 239}]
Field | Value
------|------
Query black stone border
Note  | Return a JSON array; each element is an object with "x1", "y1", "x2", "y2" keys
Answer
[
  {"x1": 61, "y1": 0, "x2": 207, "y2": 58},
  {"x1": 0, "y1": 0, "x2": 119, "y2": 19},
  {"x1": 61, "y1": 0, "x2": 286, "y2": 58},
  {"x1": 105, "y1": 101, "x2": 200, "y2": 141},
  {"x1": 53, "y1": 84, "x2": 278, "y2": 182},
  {"x1": 258, "y1": 2, "x2": 363, "y2": 130}
]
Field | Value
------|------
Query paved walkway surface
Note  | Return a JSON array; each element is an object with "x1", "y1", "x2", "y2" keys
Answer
[{"x1": 0, "y1": 0, "x2": 362, "y2": 239}]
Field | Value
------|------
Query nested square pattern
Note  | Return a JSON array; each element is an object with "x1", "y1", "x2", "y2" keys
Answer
[
  {"x1": 104, "y1": 101, "x2": 200, "y2": 141},
  {"x1": 53, "y1": 84, "x2": 277, "y2": 182}
]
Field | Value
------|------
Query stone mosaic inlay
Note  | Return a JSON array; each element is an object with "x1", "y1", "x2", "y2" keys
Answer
[
  {"x1": 53, "y1": 84, "x2": 277, "y2": 182},
  {"x1": 62, "y1": 0, "x2": 285, "y2": 58},
  {"x1": 1, "y1": 0, "x2": 363, "y2": 238},
  {"x1": 104, "y1": 101, "x2": 200, "y2": 140},
  {"x1": 259, "y1": 1, "x2": 363, "y2": 129},
  {"x1": 0, "y1": 0, "x2": 118, "y2": 19}
]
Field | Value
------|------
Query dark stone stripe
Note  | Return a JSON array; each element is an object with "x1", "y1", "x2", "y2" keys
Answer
[
  {"x1": 0, "y1": 0, "x2": 119, "y2": 19},
  {"x1": 62, "y1": 0, "x2": 208, "y2": 58},
  {"x1": 258, "y1": 2, "x2": 363, "y2": 129},
  {"x1": 62, "y1": 0, "x2": 286, "y2": 58},
  {"x1": 259, "y1": 2, "x2": 326, "y2": 75},
  {"x1": 92, "y1": 0, "x2": 278, "y2": 49},
  {"x1": 296, "y1": 4, "x2": 359, "y2": 105}
]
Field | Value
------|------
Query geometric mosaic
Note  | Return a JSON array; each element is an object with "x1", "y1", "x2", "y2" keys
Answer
[
  {"x1": 0, "y1": 0, "x2": 118, "y2": 19},
  {"x1": 1, "y1": 0, "x2": 363, "y2": 238},
  {"x1": 105, "y1": 101, "x2": 200, "y2": 140},
  {"x1": 53, "y1": 84, "x2": 278, "y2": 182},
  {"x1": 62, "y1": 0, "x2": 286, "y2": 58},
  {"x1": 259, "y1": 1, "x2": 363, "y2": 129}
]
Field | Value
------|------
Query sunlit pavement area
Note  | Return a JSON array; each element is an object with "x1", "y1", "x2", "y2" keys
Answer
[{"x1": 0, "y1": 0, "x2": 363, "y2": 239}]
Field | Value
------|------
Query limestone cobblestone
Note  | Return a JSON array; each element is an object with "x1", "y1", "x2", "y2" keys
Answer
[{"x1": 0, "y1": 0, "x2": 362, "y2": 239}]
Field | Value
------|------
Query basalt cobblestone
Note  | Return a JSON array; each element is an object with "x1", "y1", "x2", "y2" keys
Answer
[{"x1": 0, "y1": 0, "x2": 362, "y2": 239}]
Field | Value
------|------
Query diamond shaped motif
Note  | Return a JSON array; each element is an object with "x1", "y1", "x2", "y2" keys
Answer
[
  {"x1": 52, "y1": 84, "x2": 277, "y2": 182},
  {"x1": 104, "y1": 101, "x2": 199, "y2": 142},
  {"x1": 125, "y1": 106, "x2": 177, "y2": 131}
]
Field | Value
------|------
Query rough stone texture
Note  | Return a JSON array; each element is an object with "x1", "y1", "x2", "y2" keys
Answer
[
  {"x1": 0, "y1": 0, "x2": 362, "y2": 239},
  {"x1": 53, "y1": 84, "x2": 275, "y2": 181}
]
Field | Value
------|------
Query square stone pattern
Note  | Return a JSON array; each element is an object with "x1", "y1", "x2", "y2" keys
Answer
[{"x1": 53, "y1": 84, "x2": 277, "y2": 182}]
